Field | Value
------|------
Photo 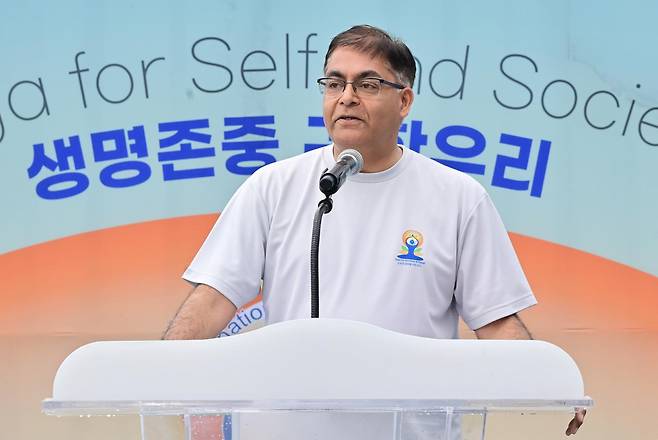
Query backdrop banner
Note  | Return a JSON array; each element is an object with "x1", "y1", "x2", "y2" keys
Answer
[{"x1": 1, "y1": 1, "x2": 656, "y2": 439}]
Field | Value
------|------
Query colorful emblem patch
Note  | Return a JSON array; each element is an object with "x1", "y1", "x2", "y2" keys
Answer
[{"x1": 396, "y1": 229, "x2": 425, "y2": 265}]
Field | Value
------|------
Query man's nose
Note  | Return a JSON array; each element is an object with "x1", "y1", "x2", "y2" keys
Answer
[{"x1": 339, "y1": 83, "x2": 360, "y2": 105}]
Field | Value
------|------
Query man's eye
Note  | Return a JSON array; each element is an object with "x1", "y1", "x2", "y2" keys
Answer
[
  {"x1": 360, "y1": 81, "x2": 379, "y2": 90},
  {"x1": 326, "y1": 80, "x2": 343, "y2": 89}
]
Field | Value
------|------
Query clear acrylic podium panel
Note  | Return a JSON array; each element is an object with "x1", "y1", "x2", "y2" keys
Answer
[
  {"x1": 43, "y1": 398, "x2": 592, "y2": 440},
  {"x1": 43, "y1": 319, "x2": 592, "y2": 439}
]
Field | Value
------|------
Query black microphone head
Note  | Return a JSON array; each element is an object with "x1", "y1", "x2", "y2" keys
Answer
[
  {"x1": 319, "y1": 173, "x2": 339, "y2": 195},
  {"x1": 318, "y1": 148, "x2": 364, "y2": 196}
]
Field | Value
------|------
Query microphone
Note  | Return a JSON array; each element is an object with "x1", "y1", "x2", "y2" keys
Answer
[{"x1": 319, "y1": 148, "x2": 364, "y2": 196}]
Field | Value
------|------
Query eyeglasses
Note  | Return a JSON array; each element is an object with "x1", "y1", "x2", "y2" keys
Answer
[{"x1": 317, "y1": 77, "x2": 405, "y2": 97}]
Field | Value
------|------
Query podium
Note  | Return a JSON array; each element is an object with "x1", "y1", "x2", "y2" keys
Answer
[{"x1": 43, "y1": 319, "x2": 592, "y2": 439}]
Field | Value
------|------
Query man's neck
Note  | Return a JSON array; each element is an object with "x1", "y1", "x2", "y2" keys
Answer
[{"x1": 333, "y1": 143, "x2": 402, "y2": 173}]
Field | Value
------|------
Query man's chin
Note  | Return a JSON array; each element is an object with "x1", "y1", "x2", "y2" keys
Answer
[{"x1": 331, "y1": 135, "x2": 366, "y2": 149}]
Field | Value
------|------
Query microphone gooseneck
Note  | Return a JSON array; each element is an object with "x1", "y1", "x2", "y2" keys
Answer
[
  {"x1": 311, "y1": 148, "x2": 363, "y2": 318},
  {"x1": 310, "y1": 197, "x2": 332, "y2": 319}
]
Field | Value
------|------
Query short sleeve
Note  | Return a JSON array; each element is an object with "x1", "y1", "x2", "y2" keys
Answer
[
  {"x1": 182, "y1": 176, "x2": 269, "y2": 309},
  {"x1": 454, "y1": 194, "x2": 537, "y2": 330}
]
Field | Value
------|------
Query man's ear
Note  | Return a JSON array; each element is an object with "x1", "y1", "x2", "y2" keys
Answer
[{"x1": 400, "y1": 88, "x2": 414, "y2": 118}]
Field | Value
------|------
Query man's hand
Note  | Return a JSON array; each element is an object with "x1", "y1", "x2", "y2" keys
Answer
[
  {"x1": 566, "y1": 408, "x2": 586, "y2": 435},
  {"x1": 162, "y1": 284, "x2": 237, "y2": 340},
  {"x1": 475, "y1": 314, "x2": 586, "y2": 436}
]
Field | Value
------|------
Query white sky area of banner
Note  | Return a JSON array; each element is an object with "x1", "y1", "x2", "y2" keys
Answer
[{"x1": 1, "y1": 1, "x2": 656, "y2": 276}]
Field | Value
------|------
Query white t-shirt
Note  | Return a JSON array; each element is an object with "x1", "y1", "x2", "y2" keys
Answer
[{"x1": 184, "y1": 145, "x2": 536, "y2": 338}]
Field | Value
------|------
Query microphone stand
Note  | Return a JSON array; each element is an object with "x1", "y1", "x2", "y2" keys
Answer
[
  {"x1": 310, "y1": 150, "x2": 362, "y2": 319},
  {"x1": 310, "y1": 195, "x2": 332, "y2": 318}
]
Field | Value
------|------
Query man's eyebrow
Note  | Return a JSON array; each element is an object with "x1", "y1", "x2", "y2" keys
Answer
[
  {"x1": 325, "y1": 69, "x2": 384, "y2": 79},
  {"x1": 325, "y1": 70, "x2": 345, "y2": 79},
  {"x1": 356, "y1": 70, "x2": 383, "y2": 79}
]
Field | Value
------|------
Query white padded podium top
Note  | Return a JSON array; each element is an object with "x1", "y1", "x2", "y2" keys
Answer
[{"x1": 44, "y1": 318, "x2": 591, "y2": 414}]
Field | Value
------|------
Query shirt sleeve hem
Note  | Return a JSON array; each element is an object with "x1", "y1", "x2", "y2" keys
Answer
[
  {"x1": 465, "y1": 293, "x2": 537, "y2": 331},
  {"x1": 182, "y1": 267, "x2": 250, "y2": 310}
]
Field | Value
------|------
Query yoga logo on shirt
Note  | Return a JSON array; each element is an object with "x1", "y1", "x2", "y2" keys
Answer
[{"x1": 396, "y1": 229, "x2": 425, "y2": 266}]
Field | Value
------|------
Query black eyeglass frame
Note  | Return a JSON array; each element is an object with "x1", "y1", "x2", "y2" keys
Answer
[{"x1": 316, "y1": 77, "x2": 406, "y2": 95}]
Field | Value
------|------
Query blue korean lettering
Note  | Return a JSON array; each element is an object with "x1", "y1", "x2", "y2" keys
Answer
[
  {"x1": 408, "y1": 120, "x2": 429, "y2": 152},
  {"x1": 531, "y1": 140, "x2": 551, "y2": 197},
  {"x1": 304, "y1": 116, "x2": 327, "y2": 152},
  {"x1": 222, "y1": 115, "x2": 278, "y2": 175},
  {"x1": 399, "y1": 120, "x2": 428, "y2": 152},
  {"x1": 435, "y1": 125, "x2": 486, "y2": 175},
  {"x1": 91, "y1": 125, "x2": 151, "y2": 188},
  {"x1": 491, "y1": 134, "x2": 551, "y2": 197},
  {"x1": 158, "y1": 119, "x2": 215, "y2": 180},
  {"x1": 27, "y1": 136, "x2": 89, "y2": 200}
]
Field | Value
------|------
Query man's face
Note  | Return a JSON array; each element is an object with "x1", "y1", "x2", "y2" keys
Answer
[{"x1": 322, "y1": 47, "x2": 413, "y2": 152}]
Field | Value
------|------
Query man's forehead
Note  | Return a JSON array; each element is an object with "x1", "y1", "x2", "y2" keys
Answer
[{"x1": 324, "y1": 47, "x2": 395, "y2": 77}]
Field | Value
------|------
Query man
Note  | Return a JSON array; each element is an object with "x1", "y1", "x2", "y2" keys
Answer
[{"x1": 163, "y1": 25, "x2": 584, "y2": 436}]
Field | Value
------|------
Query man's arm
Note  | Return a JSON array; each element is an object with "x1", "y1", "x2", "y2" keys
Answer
[
  {"x1": 162, "y1": 284, "x2": 237, "y2": 340},
  {"x1": 474, "y1": 313, "x2": 586, "y2": 436},
  {"x1": 474, "y1": 313, "x2": 532, "y2": 340}
]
